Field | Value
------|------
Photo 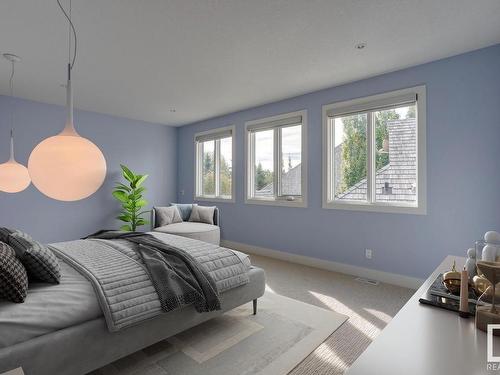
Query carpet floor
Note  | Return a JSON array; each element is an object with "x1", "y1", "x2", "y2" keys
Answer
[
  {"x1": 91, "y1": 254, "x2": 413, "y2": 375},
  {"x1": 250, "y1": 255, "x2": 414, "y2": 374}
]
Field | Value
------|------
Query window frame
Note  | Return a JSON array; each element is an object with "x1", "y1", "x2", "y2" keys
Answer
[
  {"x1": 194, "y1": 125, "x2": 235, "y2": 203},
  {"x1": 245, "y1": 110, "x2": 308, "y2": 208},
  {"x1": 322, "y1": 86, "x2": 427, "y2": 215}
]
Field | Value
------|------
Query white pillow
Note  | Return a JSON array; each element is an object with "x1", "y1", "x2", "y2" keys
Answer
[
  {"x1": 189, "y1": 205, "x2": 215, "y2": 225},
  {"x1": 155, "y1": 206, "x2": 183, "y2": 227}
]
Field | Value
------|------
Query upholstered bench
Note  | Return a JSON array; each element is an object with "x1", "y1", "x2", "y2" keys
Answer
[{"x1": 151, "y1": 204, "x2": 220, "y2": 245}]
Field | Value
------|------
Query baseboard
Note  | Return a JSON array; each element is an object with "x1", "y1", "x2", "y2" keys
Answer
[{"x1": 221, "y1": 240, "x2": 424, "y2": 290}]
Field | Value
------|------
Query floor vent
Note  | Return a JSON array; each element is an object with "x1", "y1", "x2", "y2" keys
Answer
[{"x1": 354, "y1": 277, "x2": 380, "y2": 286}]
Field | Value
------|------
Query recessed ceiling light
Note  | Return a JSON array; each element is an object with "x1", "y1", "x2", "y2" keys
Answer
[{"x1": 355, "y1": 42, "x2": 367, "y2": 50}]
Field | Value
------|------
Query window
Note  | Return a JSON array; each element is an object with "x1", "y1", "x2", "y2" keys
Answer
[
  {"x1": 195, "y1": 126, "x2": 234, "y2": 201},
  {"x1": 323, "y1": 86, "x2": 426, "y2": 214},
  {"x1": 245, "y1": 110, "x2": 307, "y2": 207}
]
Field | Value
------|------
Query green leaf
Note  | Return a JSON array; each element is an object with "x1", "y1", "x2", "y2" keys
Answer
[
  {"x1": 136, "y1": 199, "x2": 148, "y2": 208},
  {"x1": 117, "y1": 214, "x2": 131, "y2": 222},
  {"x1": 135, "y1": 175, "x2": 148, "y2": 187},
  {"x1": 120, "y1": 224, "x2": 132, "y2": 231},
  {"x1": 137, "y1": 210, "x2": 151, "y2": 217},
  {"x1": 112, "y1": 190, "x2": 128, "y2": 203},
  {"x1": 134, "y1": 187, "x2": 146, "y2": 195},
  {"x1": 121, "y1": 165, "x2": 135, "y2": 183},
  {"x1": 115, "y1": 183, "x2": 131, "y2": 192}
]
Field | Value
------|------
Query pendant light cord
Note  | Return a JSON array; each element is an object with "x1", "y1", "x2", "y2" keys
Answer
[
  {"x1": 9, "y1": 60, "x2": 15, "y2": 160},
  {"x1": 9, "y1": 60, "x2": 14, "y2": 97},
  {"x1": 57, "y1": 0, "x2": 77, "y2": 70}
]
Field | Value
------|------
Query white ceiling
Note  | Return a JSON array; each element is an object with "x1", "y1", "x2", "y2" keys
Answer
[{"x1": 1, "y1": 0, "x2": 499, "y2": 127}]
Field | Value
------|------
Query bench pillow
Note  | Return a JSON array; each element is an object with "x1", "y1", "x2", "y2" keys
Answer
[
  {"x1": 170, "y1": 203, "x2": 197, "y2": 221},
  {"x1": 155, "y1": 206, "x2": 183, "y2": 227},
  {"x1": 189, "y1": 205, "x2": 216, "y2": 225},
  {"x1": 0, "y1": 242, "x2": 28, "y2": 303}
]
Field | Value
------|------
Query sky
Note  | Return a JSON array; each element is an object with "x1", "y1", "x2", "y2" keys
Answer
[{"x1": 254, "y1": 125, "x2": 301, "y2": 171}]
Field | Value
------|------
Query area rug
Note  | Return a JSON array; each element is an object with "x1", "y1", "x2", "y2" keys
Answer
[{"x1": 91, "y1": 292, "x2": 348, "y2": 375}]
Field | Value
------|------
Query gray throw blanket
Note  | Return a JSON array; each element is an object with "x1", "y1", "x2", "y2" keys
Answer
[
  {"x1": 51, "y1": 232, "x2": 249, "y2": 332},
  {"x1": 86, "y1": 231, "x2": 221, "y2": 313}
]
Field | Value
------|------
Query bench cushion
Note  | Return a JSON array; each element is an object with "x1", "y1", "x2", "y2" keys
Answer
[{"x1": 153, "y1": 222, "x2": 220, "y2": 245}]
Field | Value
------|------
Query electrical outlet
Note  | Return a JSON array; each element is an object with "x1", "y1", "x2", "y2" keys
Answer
[{"x1": 365, "y1": 249, "x2": 373, "y2": 259}]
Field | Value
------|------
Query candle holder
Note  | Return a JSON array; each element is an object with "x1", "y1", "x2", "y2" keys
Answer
[{"x1": 476, "y1": 261, "x2": 500, "y2": 334}]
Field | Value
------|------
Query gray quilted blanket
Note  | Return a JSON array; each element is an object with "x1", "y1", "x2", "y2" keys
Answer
[{"x1": 51, "y1": 232, "x2": 249, "y2": 332}]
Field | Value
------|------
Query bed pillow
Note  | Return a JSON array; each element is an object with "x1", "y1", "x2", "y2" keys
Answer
[
  {"x1": 8, "y1": 232, "x2": 61, "y2": 284},
  {"x1": 0, "y1": 227, "x2": 33, "y2": 244},
  {"x1": 155, "y1": 206, "x2": 183, "y2": 227},
  {"x1": 0, "y1": 227, "x2": 17, "y2": 243},
  {"x1": 188, "y1": 205, "x2": 216, "y2": 225},
  {"x1": 170, "y1": 203, "x2": 197, "y2": 221},
  {"x1": 0, "y1": 242, "x2": 28, "y2": 303}
]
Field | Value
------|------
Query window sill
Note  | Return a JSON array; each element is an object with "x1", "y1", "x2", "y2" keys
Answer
[
  {"x1": 195, "y1": 196, "x2": 235, "y2": 203},
  {"x1": 323, "y1": 201, "x2": 426, "y2": 215},
  {"x1": 245, "y1": 197, "x2": 307, "y2": 208}
]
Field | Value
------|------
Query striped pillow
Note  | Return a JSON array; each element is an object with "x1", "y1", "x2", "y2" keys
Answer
[
  {"x1": 0, "y1": 242, "x2": 28, "y2": 303},
  {"x1": 9, "y1": 232, "x2": 60, "y2": 284}
]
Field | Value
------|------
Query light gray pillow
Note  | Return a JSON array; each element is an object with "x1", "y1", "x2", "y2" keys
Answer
[
  {"x1": 189, "y1": 205, "x2": 215, "y2": 225},
  {"x1": 155, "y1": 206, "x2": 183, "y2": 227},
  {"x1": 170, "y1": 203, "x2": 197, "y2": 221}
]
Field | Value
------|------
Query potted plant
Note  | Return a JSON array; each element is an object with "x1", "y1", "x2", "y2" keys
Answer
[{"x1": 112, "y1": 165, "x2": 149, "y2": 231}]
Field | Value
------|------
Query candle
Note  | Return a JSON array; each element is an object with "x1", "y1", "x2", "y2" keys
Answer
[{"x1": 459, "y1": 267, "x2": 469, "y2": 318}]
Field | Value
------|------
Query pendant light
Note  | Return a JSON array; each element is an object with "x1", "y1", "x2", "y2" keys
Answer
[
  {"x1": 0, "y1": 54, "x2": 31, "y2": 193},
  {"x1": 28, "y1": 0, "x2": 106, "y2": 201}
]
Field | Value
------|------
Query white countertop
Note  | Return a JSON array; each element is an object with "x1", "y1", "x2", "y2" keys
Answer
[{"x1": 347, "y1": 256, "x2": 500, "y2": 375}]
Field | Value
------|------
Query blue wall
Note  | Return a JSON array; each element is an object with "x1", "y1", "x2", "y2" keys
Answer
[
  {"x1": 1, "y1": 45, "x2": 499, "y2": 279},
  {"x1": 0, "y1": 97, "x2": 177, "y2": 243},
  {"x1": 177, "y1": 44, "x2": 500, "y2": 279}
]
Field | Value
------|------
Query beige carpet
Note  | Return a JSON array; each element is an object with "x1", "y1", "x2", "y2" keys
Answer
[
  {"x1": 91, "y1": 292, "x2": 347, "y2": 375},
  {"x1": 251, "y1": 255, "x2": 414, "y2": 374}
]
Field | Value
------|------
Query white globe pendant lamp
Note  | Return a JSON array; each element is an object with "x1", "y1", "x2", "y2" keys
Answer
[
  {"x1": 0, "y1": 54, "x2": 31, "y2": 193},
  {"x1": 28, "y1": 0, "x2": 106, "y2": 201}
]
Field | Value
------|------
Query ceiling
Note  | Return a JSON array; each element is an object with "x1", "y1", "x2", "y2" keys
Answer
[{"x1": 1, "y1": 1, "x2": 499, "y2": 127}]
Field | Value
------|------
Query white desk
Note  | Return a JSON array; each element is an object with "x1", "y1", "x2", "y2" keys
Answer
[
  {"x1": 347, "y1": 256, "x2": 500, "y2": 375},
  {"x1": 0, "y1": 368, "x2": 24, "y2": 375}
]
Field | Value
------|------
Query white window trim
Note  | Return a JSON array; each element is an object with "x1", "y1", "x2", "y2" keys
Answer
[
  {"x1": 322, "y1": 86, "x2": 427, "y2": 215},
  {"x1": 245, "y1": 110, "x2": 308, "y2": 208},
  {"x1": 194, "y1": 125, "x2": 235, "y2": 203}
]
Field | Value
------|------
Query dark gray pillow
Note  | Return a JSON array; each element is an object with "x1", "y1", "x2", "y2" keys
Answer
[
  {"x1": 0, "y1": 242, "x2": 28, "y2": 303},
  {"x1": 8, "y1": 232, "x2": 61, "y2": 284},
  {"x1": 189, "y1": 205, "x2": 216, "y2": 225},
  {"x1": 0, "y1": 227, "x2": 18, "y2": 243},
  {"x1": 155, "y1": 206, "x2": 183, "y2": 227}
]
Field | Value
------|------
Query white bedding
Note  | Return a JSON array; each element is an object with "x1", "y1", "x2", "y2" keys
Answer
[{"x1": 0, "y1": 260, "x2": 102, "y2": 349}]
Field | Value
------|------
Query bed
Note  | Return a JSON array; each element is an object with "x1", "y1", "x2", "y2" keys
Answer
[{"x1": 0, "y1": 232, "x2": 266, "y2": 375}]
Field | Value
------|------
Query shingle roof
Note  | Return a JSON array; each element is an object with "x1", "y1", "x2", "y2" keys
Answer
[
  {"x1": 255, "y1": 163, "x2": 301, "y2": 197},
  {"x1": 338, "y1": 118, "x2": 417, "y2": 203}
]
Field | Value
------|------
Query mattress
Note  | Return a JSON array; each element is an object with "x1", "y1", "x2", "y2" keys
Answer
[
  {"x1": 0, "y1": 260, "x2": 102, "y2": 349},
  {"x1": 0, "y1": 241, "x2": 252, "y2": 349},
  {"x1": 0, "y1": 267, "x2": 266, "y2": 375}
]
